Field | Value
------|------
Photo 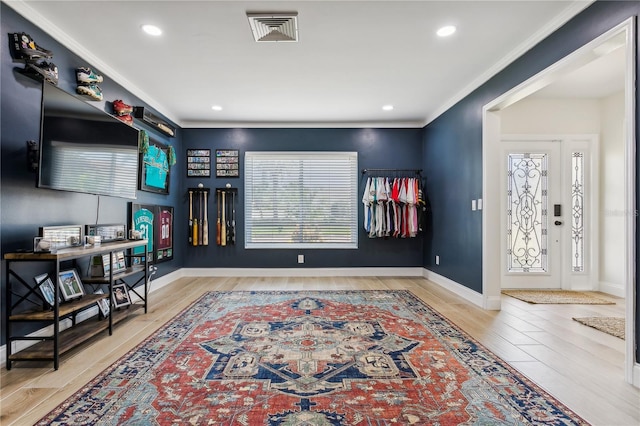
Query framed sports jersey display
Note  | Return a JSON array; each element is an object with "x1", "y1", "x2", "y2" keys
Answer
[
  {"x1": 140, "y1": 139, "x2": 171, "y2": 194},
  {"x1": 130, "y1": 203, "x2": 155, "y2": 264},
  {"x1": 154, "y1": 205, "x2": 174, "y2": 263}
]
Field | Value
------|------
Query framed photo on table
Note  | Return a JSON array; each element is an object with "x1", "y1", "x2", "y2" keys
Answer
[
  {"x1": 34, "y1": 273, "x2": 60, "y2": 307},
  {"x1": 112, "y1": 283, "x2": 131, "y2": 308},
  {"x1": 94, "y1": 289, "x2": 110, "y2": 317},
  {"x1": 58, "y1": 269, "x2": 84, "y2": 301}
]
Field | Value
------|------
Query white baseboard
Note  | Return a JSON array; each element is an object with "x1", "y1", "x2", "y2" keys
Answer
[
  {"x1": 422, "y1": 268, "x2": 486, "y2": 308},
  {"x1": 599, "y1": 280, "x2": 626, "y2": 298},
  {"x1": 145, "y1": 268, "x2": 182, "y2": 293},
  {"x1": 181, "y1": 267, "x2": 424, "y2": 277}
]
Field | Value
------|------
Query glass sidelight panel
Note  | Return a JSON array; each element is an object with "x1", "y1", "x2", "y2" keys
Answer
[
  {"x1": 571, "y1": 152, "x2": 584, "y2": 272},
  {"x1": 507, "y1": 153, "x2": 548, "y2": 273}
]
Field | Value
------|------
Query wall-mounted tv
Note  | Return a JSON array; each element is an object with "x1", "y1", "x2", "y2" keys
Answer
[{"x1": 38, "y1": 83, "x2": 139, "y2": 199}]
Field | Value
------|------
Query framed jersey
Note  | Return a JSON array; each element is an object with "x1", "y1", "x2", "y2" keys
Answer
[
  {"x1": 139, "y1": 139, "x2": 171, "y2": 194},
  {"x1": 130, "y1": 203, "x2": 155, "y2": 264},
  {"x1": 155, "y1": 205, "x2": 174, "y2": 263}
]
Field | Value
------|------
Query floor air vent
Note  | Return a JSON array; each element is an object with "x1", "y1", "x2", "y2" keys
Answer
[{"x1": 247, "y1": 13, "x2": 298, "y2": 42}]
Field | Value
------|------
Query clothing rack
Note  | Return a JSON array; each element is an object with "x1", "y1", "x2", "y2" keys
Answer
[{"x1": 362, "y1": 168, "x2": 422, "y2": 175}]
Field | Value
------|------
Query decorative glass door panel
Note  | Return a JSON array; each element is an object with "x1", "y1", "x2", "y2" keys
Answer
[
  {"x1": 507, "y1": 153, "x2": 548, "y2": 273},
  {"x1": 501, "y1": 140, "x2": 562, "y2": 289},
  {"x1": 571, "y1": 152, "x2": 584, "y2": 272},
  {"x1": 501, "y1": 136, "x2": 595, "y2": 290}
]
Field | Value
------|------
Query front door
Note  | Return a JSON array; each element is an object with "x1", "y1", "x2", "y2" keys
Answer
[{"x1": 501, "y1": 135, "x2": 597, "y2": 290}]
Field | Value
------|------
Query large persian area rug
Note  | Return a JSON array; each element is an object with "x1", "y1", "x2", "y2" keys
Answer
[{"x1": 38, "y1": 291, "x2": 589, "y2": 425}]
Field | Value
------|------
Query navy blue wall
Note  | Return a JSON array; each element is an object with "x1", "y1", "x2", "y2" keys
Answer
[
  {"x1": 422, "y1": 1, "x2": 639, "y2": 359},
  {"x1": 1, "y1": 4, "x2": 183, "y2": 345},
  {"x1": 181, "y1": 128, "x2": 424, "y2": 268}
]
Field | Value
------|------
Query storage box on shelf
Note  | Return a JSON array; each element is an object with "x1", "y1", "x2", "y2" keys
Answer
[{"x1": 4, "y1": 239, "x2": 148, "y2": 370}]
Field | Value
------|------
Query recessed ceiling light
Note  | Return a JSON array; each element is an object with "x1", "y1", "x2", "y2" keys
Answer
[
  {"x1": 142, "y1": 24, "x2": 162, "y2": 36},
  {"x1": 211, "y1": 105, "x2": 223, "y2": 111},
  {"x1": 437, "y1": 25, "x2": 456, "y2": 37},
  {"x1": 382, "y1": 105, "x2": 394, "y2": 111}
]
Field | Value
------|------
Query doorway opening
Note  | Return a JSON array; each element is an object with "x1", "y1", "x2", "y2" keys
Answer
[{"x1": 482, "y1": 19, "x2": 637, "y2": 385}]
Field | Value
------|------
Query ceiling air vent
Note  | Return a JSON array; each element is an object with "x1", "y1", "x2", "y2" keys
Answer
[{"x1": 247, "y1": 12, "x2": 298, "y2": 42}]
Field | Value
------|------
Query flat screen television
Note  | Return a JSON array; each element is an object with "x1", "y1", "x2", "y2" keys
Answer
[{"x1": 38, "y1": 83, "x2": 139, "y2": 199}]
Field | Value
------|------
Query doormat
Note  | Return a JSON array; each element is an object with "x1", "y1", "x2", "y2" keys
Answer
[
  {"x1": 573, "y1": 316, "x2": 625, "y2": 339},
  {"x1": 37, "y1": 290, "x2": 589, "y2": 425},
  {"x1": 502, "y1": 289, "x2": 615, "y2": 304}
]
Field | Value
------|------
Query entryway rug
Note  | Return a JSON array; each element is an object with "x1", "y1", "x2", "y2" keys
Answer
[
  {"x1": 502, "y1": 289, "x2": 615, "y2": 305},
  {"x1": 572, "y1": 316, "x2": 625, "y2": 339},
  {"x1": 38, "y1": 290, "x2": 589, "y2": 425}
]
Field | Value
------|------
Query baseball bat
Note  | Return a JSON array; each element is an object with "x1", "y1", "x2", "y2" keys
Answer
[
  {"x1": 230, "y1": 191, "x2": 236, "y2": 245},
  {"x1": 221, "y1": 191, "x2": 227, "y2": 247},
  {"x1": 226, "y1": 191, "x2": 231, "y2": 244},
  {"x1": 188, "y1": 190, "x2": 193, "y2": 245},
  {"x1": 199, "y1": 190, "x2": 204, "y2": 244},
  {"x1": 203, "y1": 190, "x2": 209, "y2": 245},
  {"x1": 192, "y1": 191, "x2": 199, "y2": 246},
  {"x1": 216, "y1": 190, "x2": 221, "y2": 246}
]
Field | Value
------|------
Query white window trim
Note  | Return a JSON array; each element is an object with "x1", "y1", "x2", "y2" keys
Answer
[{"x1": 245, "y1": 151, "x2": 358, "y2": 249}]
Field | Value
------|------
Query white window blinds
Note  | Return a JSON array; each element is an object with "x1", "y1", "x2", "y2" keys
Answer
[{"x1": 245, "y1": 151, "x2": 358, "y2": 249}]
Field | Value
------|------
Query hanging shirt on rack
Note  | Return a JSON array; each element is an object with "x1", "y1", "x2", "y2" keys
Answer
[
  {"x1": 368, "y1": 177, "x2": 378, "y2": 238},
  {"x1": 362, "y1": 177, "x2": 372, "y2": 233},
  {"x1": 375, "y1": 177, "x2": 388, "y2": 237}
]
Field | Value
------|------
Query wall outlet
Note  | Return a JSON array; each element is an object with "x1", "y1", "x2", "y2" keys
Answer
[
  {"x1": 435, "y1": 255, "x2": 440, "y2": 265},
  {"x1": 298, "y1": 254, "x2": 304, "y2": 264},
  {"x1": 471, "y1": 199, "x2": 477, "y2": 211}
]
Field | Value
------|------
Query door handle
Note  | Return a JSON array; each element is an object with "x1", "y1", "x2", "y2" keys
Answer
[{"x1": 554, "y1": 220, "x2": 563, "y2": 226}]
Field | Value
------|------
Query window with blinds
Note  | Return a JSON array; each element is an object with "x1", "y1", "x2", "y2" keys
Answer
[{"x1": 245, "y1": 151, "x2": 358, "y2": 249}]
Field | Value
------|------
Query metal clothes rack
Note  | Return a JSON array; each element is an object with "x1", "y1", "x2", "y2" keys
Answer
[{"x1": 361, "y1": 168, "x2": 422, "y2": 175}]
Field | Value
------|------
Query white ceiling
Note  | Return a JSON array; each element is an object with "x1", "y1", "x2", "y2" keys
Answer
[
  {"x1": 530, "y1": 41, "x2": 626, "y2": 99},
  {"x1": 7, "y1": 0, "x2": 600, "y2": 128}
]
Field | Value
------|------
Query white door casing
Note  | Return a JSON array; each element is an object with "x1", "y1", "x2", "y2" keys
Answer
[{"x1": 501, "y1": 135, "x2": 598, "y2": 291}]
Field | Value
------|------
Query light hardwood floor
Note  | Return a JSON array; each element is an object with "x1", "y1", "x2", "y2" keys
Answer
[{"x1": 1, "y1": 276, "x2": 638, "y2": 425}]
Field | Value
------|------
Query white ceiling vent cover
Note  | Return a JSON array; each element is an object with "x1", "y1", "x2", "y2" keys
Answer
[{"x1": 247, "y1": 13, "x2": 298, "y2": 42}]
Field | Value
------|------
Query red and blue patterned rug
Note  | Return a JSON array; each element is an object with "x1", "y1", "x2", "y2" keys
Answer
[{"x1": 38, "y1": 290, "x2": 589, "y2": 425}]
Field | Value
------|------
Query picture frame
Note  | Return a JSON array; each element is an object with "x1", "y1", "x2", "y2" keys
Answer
[
  {"x1": 35, "y1": 273, "x2": 60, "y2": 307},
  {"x1": 187, "y1": 149, "x2": 211, "y2": 177},
  {"x1": 112, "y1": 251, "x2": 127, "y2": 273},
  {"x1": 58, "y1": 269, "x2": 84, "y2": 301},
  {"x1": 139, "y1": 139, "x2": 171, "y2": 194},
  {"x1": 112, "y1": 283, "x2": 131, "y2": 308},
  {"x1": 130, "y1": 203, "x2": 155, "y2": 264},
  {"x1": 215, "y1": 149, "x2": 239, "y2": 177},
  {"x1": 154, "y1": 205, "x2": 174, "y2": 263},
  {"x1": 94, "y1": 289, "x2": 110, "y2": 317}
]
